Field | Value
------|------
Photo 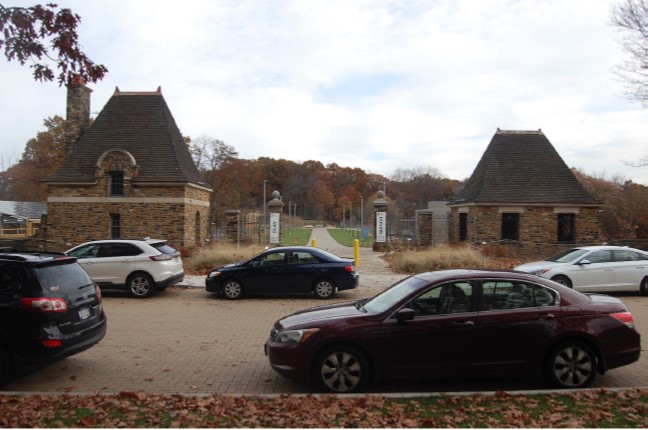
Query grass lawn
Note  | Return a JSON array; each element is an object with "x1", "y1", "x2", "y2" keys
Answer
[{"x1": 326, "y1": 228, "x2": 374, "y2": 247}]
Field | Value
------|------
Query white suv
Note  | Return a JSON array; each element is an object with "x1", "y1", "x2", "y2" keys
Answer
[{"x1": 66, "y1": 238, "x2": 184, "y2": 298}]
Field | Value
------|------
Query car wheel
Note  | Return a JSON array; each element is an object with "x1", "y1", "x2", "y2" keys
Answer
[
  {"x1": 313, "y1": 279, "x2": 336, "y2": 299},
  {"x1": 545, "y1": 341, "x2": 597, "y2": 389},
  {"x1": 551, "y1": 275, "x2": 572, "y2": 288},
  {"x1": 315, "y1": 346, "x2": 368, "y2": 393},
  {"x1": 222, "y1": 279, "x2": 243, "y2": 300},
  {"x1": 641, "y1": 278, "x2": 648, "y2": 296},
  {"x1": 127, "y1": 273, "x2": 155, "y2": 298}
]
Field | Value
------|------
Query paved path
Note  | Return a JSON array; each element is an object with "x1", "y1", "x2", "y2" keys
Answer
[{"x1": 2, "y1": 228, "x2": 646, "y2": 395}]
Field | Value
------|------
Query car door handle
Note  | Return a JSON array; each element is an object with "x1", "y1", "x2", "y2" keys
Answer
[
  {"x1": 453, "y1": 320, "x2": 475, "y2": 326},
  {"x1": 536, "y1": 313, "x2": 555, "y2": 320}
]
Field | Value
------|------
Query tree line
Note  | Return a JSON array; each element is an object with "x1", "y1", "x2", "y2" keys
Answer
[{"x1": 2, "y1": 116, "x2": 648, "y2": 242}]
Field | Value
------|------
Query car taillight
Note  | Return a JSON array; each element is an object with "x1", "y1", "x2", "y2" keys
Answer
[
  {"x1": 96, "y1": 285, "x2": 102, "y2": 301},
  {"x1": 42, "y1": 339, "x2": 62, "y2": 348},
  {"x1": 611, "y1": 312, "x2": 635, "y2": 329},
  {"x1": 150, "y1": 254, "x2": 173, "y2": 261},
  {"x1": 21, "y1": 298, "x2": 68, "y2": 312},
  {"x1": 344, "y1": 265, "x2": 355, "y2": 273}
]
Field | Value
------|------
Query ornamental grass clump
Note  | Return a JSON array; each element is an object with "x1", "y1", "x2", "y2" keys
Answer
[
  {"x1": 189, "y1": 244, "x2": 263, "y2": 274},
  {"x1": 390, "y1": 244, "x2": 486, "y2": 273}
]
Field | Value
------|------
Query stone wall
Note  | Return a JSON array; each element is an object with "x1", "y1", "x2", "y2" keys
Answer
[
  {"x1": 46, "y1": 183, "x2": 211, "y2": 251},
  {"x1": 448, "y1": 205, "x2": 606, "y2": 259}
]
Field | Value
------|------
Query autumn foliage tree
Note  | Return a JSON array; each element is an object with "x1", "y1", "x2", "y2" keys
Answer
[
  {"x1": 4, "y1": 115, "x2": 66, "y2": 201},
  {"x1": 0, "y1": 2, "x2": 107, "y2": 84}
]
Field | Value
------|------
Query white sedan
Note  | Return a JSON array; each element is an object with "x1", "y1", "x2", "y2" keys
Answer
[{"x1": 514, "y1": 245, "x2": 648, "y2": 295}]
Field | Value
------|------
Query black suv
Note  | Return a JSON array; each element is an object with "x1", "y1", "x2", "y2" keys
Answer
[{"x1": 0, "y1": 251, "x2": 107, "y2": 383}]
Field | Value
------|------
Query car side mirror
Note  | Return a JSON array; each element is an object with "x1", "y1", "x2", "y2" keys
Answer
[
  {"x1": 578, "y1": 259, "x2": 591, "y2": 265},
  {"x1": 395, "y1": 308, "x2": 416, "y2": 322}
]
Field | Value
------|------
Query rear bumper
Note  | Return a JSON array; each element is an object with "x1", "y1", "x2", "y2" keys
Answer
[
  {"x1": 14, "y1": 313, "x2": 107, "y2": 364},
  {"x1": 155, "y1": 271, "x2": 185, "y2": 289}
]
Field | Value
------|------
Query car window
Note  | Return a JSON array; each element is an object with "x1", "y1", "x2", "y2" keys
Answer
[
  {"x1": 407, "y1": 281, "x2": 474, "y2": 316},
  {"x1": 583, "y1": 250, "x2": 612, "y2": 264},
  {"x1": 98, "y1": 243, "x2": 143, "y2": 257},
  {"x1": 253, "y1": 251, "x2": 286, "y2": 266},
  {"x1": 288, "y1": 251, "x2": 319, "y2": 264},
  {"x1": 33, "y1": 262, "x2": 94, "y2": 292},
  {"x1": 68, "y1": 244, "x2": 100, "y2": 258},
  {"x1": 0, "y1": 264, "x2": 23, "y2": 291},
  {"x1": 150, "y1": 242, "x2": 178, "y2": 255},
  {"x1": 482, "y1": 281, "x2": 557, "y2": 311},
  {"x1": 614, "y1": 249, "x2": 648, "y2": 262}
]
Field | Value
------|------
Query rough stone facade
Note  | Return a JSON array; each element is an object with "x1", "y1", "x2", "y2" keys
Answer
[
  {"x1": 46, "y1": 182, "x2": 211, "y2": 251},
  {"x1": 448, "y1": 205, "x2": 605, "y2": 259}
]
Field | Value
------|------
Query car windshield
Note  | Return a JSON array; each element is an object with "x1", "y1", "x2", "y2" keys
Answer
[
  {"x1": 363, "y1": 276, "x2": 428, "y2": 314},
  {"x1": 546, "y1": 248, "x2": 590, "y2": 263}
]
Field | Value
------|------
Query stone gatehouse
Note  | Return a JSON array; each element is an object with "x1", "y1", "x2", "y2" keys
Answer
[
  {"x1": 447, "y1": 129, "x2": 604, "y2": 258},
  {"x1": 44, "y1": 84, "x2": 212, "y2": 251}
]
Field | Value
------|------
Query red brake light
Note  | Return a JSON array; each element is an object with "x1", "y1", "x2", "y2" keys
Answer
[
  {"x1": 611, "y1": 312, "x2": 635, "y2": 329},
  {"x1": 96, "y1": 285, "x2": 102, "y2": 301},
  {"x1": 42, "y1": 339, "x2": 62, "y2": 348},
  {"x1": 150, "y1": 254, "x2": 173, "y2": 261},
  {"x1": 21, "y1": 298, "x2": 68, "y2": 312},
  {"x1": 344, "y1": 265, "x2": 355, "y2": 273}
]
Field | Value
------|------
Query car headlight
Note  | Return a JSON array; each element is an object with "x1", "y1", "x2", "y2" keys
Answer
[
  {"x1": 273, "y1": 328, "x2": 320, "y2": 344},
  {"x1": 530, "y1": 268, "x2": 551, "y2": 276},
  {"x1": 207, "y1": 271, "x2": 222, "y2": 279}
]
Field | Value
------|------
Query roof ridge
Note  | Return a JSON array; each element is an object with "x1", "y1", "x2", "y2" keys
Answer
[
  {"x1": 496, "y1": 128, "x2": 543, "y2": 135},
  {"x1": 113, "y1": 86, "x2": 162, "y2": 96}
]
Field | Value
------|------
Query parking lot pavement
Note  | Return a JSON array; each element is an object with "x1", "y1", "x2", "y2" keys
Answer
[{"x1": 2, "y1": 230, "x2": 647, "y2": 395}]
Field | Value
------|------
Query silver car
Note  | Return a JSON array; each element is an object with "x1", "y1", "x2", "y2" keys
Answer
[
  {"x1": 514, "y1": 245, "x2": 648, "y2": 295},
  {"x1": 66, "y1": 238, "x2": 184, "y2": 298}
]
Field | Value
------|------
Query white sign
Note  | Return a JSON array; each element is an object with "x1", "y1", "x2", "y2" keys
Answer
[
  {"x1": 376, "y1": 211, "x2": 386, "y2": 242},
  {"x1": 269, "y1": 213, "x2": 280, "y2": 243}
]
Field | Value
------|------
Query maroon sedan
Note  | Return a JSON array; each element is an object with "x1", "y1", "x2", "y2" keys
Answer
[{"x1": 265, "y1": 269, "x2": 641, "y2": 393}]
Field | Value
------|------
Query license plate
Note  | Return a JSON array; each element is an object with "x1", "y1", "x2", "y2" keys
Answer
[{"x1": 78, "y1": 307, "x2": 91, "y2": 320}]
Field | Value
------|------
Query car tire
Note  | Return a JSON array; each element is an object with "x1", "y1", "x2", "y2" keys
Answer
[
  {"x1": 545, "y1": 341, "x2": 597, "y2": 389},
  {"x1": 551, "y1": 275, "x2": 572, "y2": 289},
  {"x1": 222, "y1": 279, "x2": 244, "y2": 300},
  {"x1": 640, "y1": 278, "x2": 648, "y2": 296},
  {"x1": 313, "y1": 279, "x2": 336, "y2": 299},
  {"x1": 315, "y1": 345, "x2": 368, "y2": 393},
  {"x1": 127, "y1": 273, "x2": 155, "y2": 298}
]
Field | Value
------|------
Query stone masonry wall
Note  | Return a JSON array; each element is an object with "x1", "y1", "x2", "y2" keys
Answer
[
  {"x1": 46, "y1": 183, "x2": 211, "y2": 251},
  {"x1": 449, "y1": 206, "x2": 606, "y2": 259}
]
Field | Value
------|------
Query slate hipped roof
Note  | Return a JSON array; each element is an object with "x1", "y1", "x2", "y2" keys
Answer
[
  {"x1": 0, "y1": 201, "x2": 47, "y2": 220},
  {"x1": 45, "y1": 88, "x2": 208, "y2": 187},
  {"x1": 450, "y1": 129, "x2": 599, "y2": 205}
]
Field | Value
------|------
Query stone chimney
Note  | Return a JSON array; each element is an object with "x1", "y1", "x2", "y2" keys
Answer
[{"x1": 65, "y1": 80, "x2": 92, "y2": 154}]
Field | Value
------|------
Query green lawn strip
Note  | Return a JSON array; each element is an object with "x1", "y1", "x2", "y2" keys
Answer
[
  {"x1": 326, "y1": 227, "x2": 374, "y2": 247},
  {"x1": 281, "y1": 228, "x2": 312, "y2": 246}
]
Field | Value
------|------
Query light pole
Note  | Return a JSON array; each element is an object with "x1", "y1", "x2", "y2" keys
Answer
[{"x1": 263, "y1": 180, "x2": 269, "y2": 216}]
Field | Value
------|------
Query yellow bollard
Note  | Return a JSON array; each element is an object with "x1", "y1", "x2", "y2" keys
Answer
[
  {"x1": 354, "y1": 239, "x2": 360, "y2": 267},
  {"x1": 311, "y1": 238, "x2": 317, "y2": 247}
]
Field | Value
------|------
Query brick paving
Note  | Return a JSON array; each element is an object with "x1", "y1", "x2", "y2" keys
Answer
[{"x1": 2, "y1": 228, "x2": 647, "y2": 395}]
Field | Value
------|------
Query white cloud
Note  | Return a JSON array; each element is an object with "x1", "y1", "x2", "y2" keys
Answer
[{"x1": 2, "y1": 0, "x2": 648, "y2": 184}]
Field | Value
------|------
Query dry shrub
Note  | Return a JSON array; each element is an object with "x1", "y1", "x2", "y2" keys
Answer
[
  {"x1": 388, "y1": 244, "x2": 487, "y2": 273},
  {"x1": 188, "y1": 243, "x2": 265, "y2": 274}
]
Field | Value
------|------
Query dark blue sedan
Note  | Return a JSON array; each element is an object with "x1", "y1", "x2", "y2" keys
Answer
[{"x1": 205, "y1": 246, "x2": 359, "y2": 300}]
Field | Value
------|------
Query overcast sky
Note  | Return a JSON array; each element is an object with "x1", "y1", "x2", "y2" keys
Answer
[{"x1": 2, "y1": 0, "x2": 648, "y2": 184}]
